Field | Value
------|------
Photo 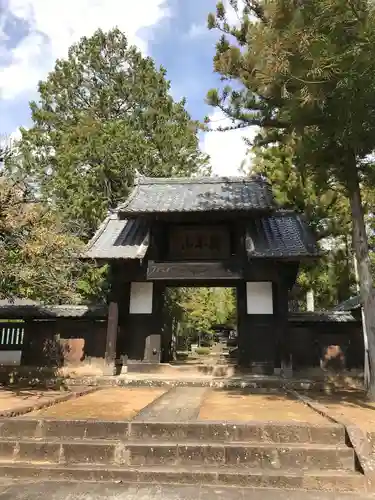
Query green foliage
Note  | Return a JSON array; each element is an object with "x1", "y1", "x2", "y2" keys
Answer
[
  {"x1": 252, "y1": 142, "x2": 351, "y2": 239},
  {"x1": 76, "y1": 264, "x2": 109, "y2": 304},
  {"x1": 176, "y1": 287, "x2": 236, "y2": 337},
  {"x1": 296, "y1": 240, "x2": 354, "y2": 310},
  {"x1": 207, "y1": 1, "x2": 375, "y2": 373},
  {"x1": 0, "y1": 173, "x2": 79, "y2": 303},
  {"x1": 195, "y1": 347, "x2": 211, "y2": 356},
  {"x1": 18, "y1": 28, "x2": 208, "y2": 239},
  {"x1": 207, "y1": 1, "x2": 375, "y2": 174},
  {"x1": 251, "y1": 141, "x2": 356, "y2": 309},
  {"x1": 0, "y1": 145, "x2": 107, "y2": 304},
  {"x1": 208, "y1": 0, "x2": 375, "y2": 395}
]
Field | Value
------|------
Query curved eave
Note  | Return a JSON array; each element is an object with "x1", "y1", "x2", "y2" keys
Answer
[{"x1": 83, "y1": 215, "x2": 149, "y2": 261}]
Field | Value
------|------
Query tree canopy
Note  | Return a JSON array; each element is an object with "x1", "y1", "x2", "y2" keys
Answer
[
  {"x1": 18, "y1": 28, "x2": 208, "y2": 239},
  {"x1": 178, "y1": 287, "x2": 236, "y2": 336},
  {"x1": 2, "y1": 28, "x2": 210, "y2": 304},
  {"x1": 207, "y1": 0, "x2": 375, "y2": 395},
  {"x1": 251, "y1": 141, "x2": 355, "y2": 309},
  {"x1": 165, "y1": 287, "x2": 236, "y2": 341},
  {"x1": 0, "y1": 145, "x2": 107, "y2": 303}
]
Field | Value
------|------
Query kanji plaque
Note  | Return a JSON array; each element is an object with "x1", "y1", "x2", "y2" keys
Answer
[{"x1": 168, "y1": 225, "x2": 230, "y2": 260}]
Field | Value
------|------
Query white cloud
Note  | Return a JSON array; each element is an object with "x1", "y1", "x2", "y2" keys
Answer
[
  {"x1": 10, "y1": 127, "x2": 22, "y2": 142},
  {"x1": 224, "y1": 0, "x2": 247, "y2": 26},
  {"x1": 186, "y1": 23, "x2": 208, "y2": 39},
  {"x1": 0, "y1": 0, "x2": 169, "y2": 100},
  {"x1": 0, "y1": 127, "x2": 20, "y2": 147},
  {"x1": 201, "y1": 110, "x2": 257, "y2": 177}
]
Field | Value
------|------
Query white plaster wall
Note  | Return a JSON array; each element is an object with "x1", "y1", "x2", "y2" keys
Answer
[
  {"x1": 0, "y1": 351, "x2": 22, "y2": 365},
  {"x1": 129, "y1": 282, "x2": 153, "y2": 314},
  {"x1": 246, "y1": 282, "x2": 273, "y2": 314}
]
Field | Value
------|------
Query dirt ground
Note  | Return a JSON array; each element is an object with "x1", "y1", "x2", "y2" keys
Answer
[
  {"x1": 307, "y1": 390, "x2": 375, "y2": 431},
  {"x1": 28, "y1": 387, "x2": 166, "y2": 420},
  {"x1": 198, "y1": 389, "x2": 329, "y2": 423},
  {"x1": 0, "y1": 387, "x2": 72, "y2": 414}
]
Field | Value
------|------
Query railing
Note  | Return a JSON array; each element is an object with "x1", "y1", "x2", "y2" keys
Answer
[
  {"x1": 0, "y1": 322, "x2": 24, "y2": 365},
  {"x1": 0, "y1": 322, "x2": 24, "y2": 350}
]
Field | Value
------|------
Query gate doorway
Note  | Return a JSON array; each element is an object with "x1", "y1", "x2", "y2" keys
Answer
[{"x1": 162, "y1": 286, "x2": 238, "y2": 365}]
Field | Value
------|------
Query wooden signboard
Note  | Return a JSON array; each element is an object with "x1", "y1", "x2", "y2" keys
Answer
[
  {"x1": 168, "y1": 225, "x2": 230, "y2": 260},
  {"x1": 147, "y1": 261, "x2": 242, "y2": 280}
]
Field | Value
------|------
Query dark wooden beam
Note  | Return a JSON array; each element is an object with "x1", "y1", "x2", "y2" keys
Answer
[{"x1": 147, "y1": 261, "x2": 242, "y2": 281}]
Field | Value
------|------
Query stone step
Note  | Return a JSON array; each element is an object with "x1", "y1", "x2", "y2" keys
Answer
[
  {"x1": 0, "y1": 419, "x2": 346, "y2": 445},
  {"x1": 127, "y1": 364, "x2": 235, "y2": 377},
  {"x1": 0, "y1": 462, "x2": 366, "y2": 492},
  {"x1": 66, "y1": 376, "x2": 321, "y2": 391},
  {"x1": 0, "y1": 439, "x2": 356, "y2": 471}
]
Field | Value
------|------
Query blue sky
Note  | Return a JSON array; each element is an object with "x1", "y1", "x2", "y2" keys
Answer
[
  {"x1": 145, "y1": 0, "x2": 221, "y2": 120},
  {"x1": 0, "y1": 0, "x2": 255, "y2": 175}
]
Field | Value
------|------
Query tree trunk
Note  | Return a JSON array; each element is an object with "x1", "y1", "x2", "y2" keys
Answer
[{"x1": 347, "y1": 165, "x2": 375, "y2": 399}]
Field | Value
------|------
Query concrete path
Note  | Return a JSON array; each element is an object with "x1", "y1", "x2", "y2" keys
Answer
[
  {"x1": 133, "y1": 387, "x2": 207, "y2": 422},
  {"x1": 0, "y1": 481, "x2": 373, "y2": 499}
]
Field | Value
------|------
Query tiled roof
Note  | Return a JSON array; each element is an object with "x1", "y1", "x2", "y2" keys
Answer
[
  {"x1": 0, "y1": 300, "x2": 107, "y2": 319},
  {"x1": 246, "y1": 212, "x2": 319, "y2": 259},
  {"x1": 84, "y1": 213, "x2": 149, "y2": 260},
  {"x1": 0, "y1": 299, "x2": 38, "y2": 306},
  {"x1": 332, "y1": 295, "x2": 362, "y2": 311},
  {"x1": 118, "y1": 176, "x2": 276, "y2": 214},
  {"x1": 85, "y1": 211, "x2": 317, "y2": 261},
  {"x1": 288, "y1": 311, "x2": 358, "y2": 323}
]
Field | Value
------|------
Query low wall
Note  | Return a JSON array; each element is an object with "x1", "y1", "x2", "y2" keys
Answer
[
  {"x1": 0, "y1": 351, "x2": 22, "y2": 365},
  {"x1": 288, "y1": 316, "x2": 363, "y2": 372},
  {"x1": 0, "y1": 318, "x2": 107, "y2": 376},
  {"x1": 0, "y1": 309, "x2": 365, "y2": 376}
]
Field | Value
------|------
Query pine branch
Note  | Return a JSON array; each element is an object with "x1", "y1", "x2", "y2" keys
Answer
[
  {"x1": 347, "y1": 0, "x2": 363, "y2": 21},
  {"x1": 215, "y1": 102, "x2": 293, "y2": 128},
  {"x1": 243, "y1": 0, "x2": 268, "y2": 23}
]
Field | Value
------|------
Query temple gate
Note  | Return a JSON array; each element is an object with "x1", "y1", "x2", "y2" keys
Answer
[{"x1": 85, "y1": 176, "x2": 318, "y2": 375}]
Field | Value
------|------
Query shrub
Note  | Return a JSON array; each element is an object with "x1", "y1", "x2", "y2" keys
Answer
[{"x1": 195, "y1": 347, "x2": 211, "y2": 356}]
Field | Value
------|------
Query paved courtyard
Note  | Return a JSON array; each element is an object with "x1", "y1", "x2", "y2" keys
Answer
[
  {"x1": 3, "y1": 384, "x2": 373, "y2": 430},
  {"x1": 0, "y1": 387, "x2": 93, "y2": 416},
  {"x1": 28, "y1": 387, "x2": 166, "y2": 420},
  {"x1": 307, "y1": 390, "x2": 375, "y2": 431},
  {"x1": 199, "y1": 389, "x2": 327, "y2": 422},
  {"x1": 16, "y1": 386, "x2": 335, "y2": 423},
  {"x1": 0, "y1": 389, "x2": 64, "y2": 414},
  {"x1": 0, "y1": 481, "x2": 373, "y2": 500}
]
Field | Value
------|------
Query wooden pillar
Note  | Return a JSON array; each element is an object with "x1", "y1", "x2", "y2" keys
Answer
[
  {"x1": 20, "y1": 319, "x2": 33, "y2": 366},
  {"x1": 104, "y1": 264, "x2": 119, "y2": 375},
  {"x1": 236, "y1": 281, "x2": 247, "y2": 367},
  {"x1": 275, "y1": 278, "x2": 292, "y2": 377},
  {"x1": 116, "y1": 282, "x2": 130, "y2": 361},
  {"x1": 104, "y1": 301, "x2": 119, "y2": 374},
  {"x1": 158, "y1": 285, "x2": 173, "y2": 362}
]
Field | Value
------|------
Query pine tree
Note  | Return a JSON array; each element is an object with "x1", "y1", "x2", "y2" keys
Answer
[
  {"x1": 18, "y1": 28, "x2": 208, "y2": 239},
  {"x1": 251, "y1": 141, "x2": 355, "y2": 309},
  {"x1": 208, "y1": 0, "x2": 375, "y2": 395}
]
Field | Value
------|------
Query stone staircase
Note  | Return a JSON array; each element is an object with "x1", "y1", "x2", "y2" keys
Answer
[{"x1": 0, "y1": 418, "x2": 366, "y2": 493}]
